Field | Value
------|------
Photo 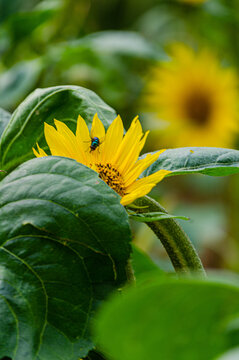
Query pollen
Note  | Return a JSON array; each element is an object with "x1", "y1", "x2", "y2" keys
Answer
[{"x1": 95, "y1": 163, "x2": 126, "y2": 196}]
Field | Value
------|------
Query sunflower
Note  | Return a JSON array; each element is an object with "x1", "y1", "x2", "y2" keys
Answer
[
  {"x1": 33, "y1": 114, "x2": 170, "y2": 206},
  {"x1": 144, "y1": 44, "x2": 238, "y2": 148}
]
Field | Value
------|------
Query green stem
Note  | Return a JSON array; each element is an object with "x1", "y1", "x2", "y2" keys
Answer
[
  {"x1": 133, "y1": 196, "x2": 206, "y2": 276},
  {"x1": 125, "y1": 259, "x2": 135, "y2": 284}
]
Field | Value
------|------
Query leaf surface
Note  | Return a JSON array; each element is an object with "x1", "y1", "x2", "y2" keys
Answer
[
  {"x1": 143, "y1": 147, "x2": 239, "y2": 177},
  {"x1": 0, "y1": 107, "x2": 11, "y2": 138},
  {"x1": 0, "y1": 85, "x2": 116, "y2": 172},
  {"x1": 95, "y1": 276, "x2": 239, "y2": 360},
  {"x1": 131, "y1": 245, "x2": 162, "y2": 278},
  {"x1": 129, "y1": 211, "x2": 189, "y2": 222},
  {"x1": 0, "y1": 156, "x2": 131, "y2": 360}
]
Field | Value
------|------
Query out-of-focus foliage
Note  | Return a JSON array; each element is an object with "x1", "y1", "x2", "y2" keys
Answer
[
  {"x1": 0, "y1": 0, "x2": 164, "y2": 118},
  {"x1": 1, "y1": 0, "x2": 239, "y2": 275},
  {"x1": 2, "y1": 1, "x2": 239, "y2": 359},
  {"x1": 95, "y1": 273, "x2": 239, "y2": 360}
]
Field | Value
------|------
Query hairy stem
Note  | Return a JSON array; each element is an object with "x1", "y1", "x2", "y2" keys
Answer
[
  {"x1": 132, "y1": 196, "x2": 206, "y2": 276},
  {"x1": 125, "y1": 259, "x2": 135, "y2": 283}
]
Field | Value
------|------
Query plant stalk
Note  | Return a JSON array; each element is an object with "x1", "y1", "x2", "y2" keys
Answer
[{"x1": 132, "y1": 196, "x2": 206, "y2": 276}]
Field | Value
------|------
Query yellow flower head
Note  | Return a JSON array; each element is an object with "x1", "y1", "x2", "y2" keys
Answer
[
  {"x1": 145, "y1": 44, "x2": 238, "y2": 148},
  {"x1": 33, "y1": 114, "x2": 170, "y2": 206}
]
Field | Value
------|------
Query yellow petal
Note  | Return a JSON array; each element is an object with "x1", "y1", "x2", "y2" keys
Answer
[
  {"x1": 101, "y1": 115, "x2": 124, "y2": 163},
  {"x1": 76, "y1": 114, "x2": 91, "y2": 147},
  {"x1": 124, "y1": 150, "x2": 166, "y2": 187},
  {"x1": 44, "y1": 122, "x2": 73, "y2": 157},
  {"x1": 75, "y1": 115, "x2": 92, "y2": 164},
  {"x1": 90, "y1": 113, "x2": 106, "y2": 140},
  {"x1": 32, "y1": 143, "x2": 48, "y2": 158},
  {"x1": 33, "y1": 147, "x2": 40, "y2": 157},
  {"x1": 54, "y1": 119, "x2": 86, "y2": 163},
  {"x1": 117, "y1": 129, "x2": 151, "y2": 175},
  {"x1": 120, "y1": 184, "x2": 155, "y2": 206},
  {"x1": 37, "y1": 143, "x2": 47, "y2": 157},
  {"x1": 139, "y1": 130, "x2": 150, "y2": 152},
  {"x1": 126, "y1": 169, "x2": 171, "y2": 193},
  {"x1": 113, "y1": 116, "x2": 142, "y2": 167}
]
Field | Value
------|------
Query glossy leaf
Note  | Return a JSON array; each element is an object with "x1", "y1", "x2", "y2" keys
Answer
[
  {"x1": 143, "y1": 147, "x2": 239, "y2": 177},
  {"x1": 95, "y1": 276, "x2": 239, "y2": 360},
  {"x1": 0, "y1": 156, "x2": 131, "y2": 360},
  {"x1": 0, "y1": 107, "x2": 11, "y2": 138},
  {"x1": 0, "y1": 85, "x2": 116, "y2": 172}
]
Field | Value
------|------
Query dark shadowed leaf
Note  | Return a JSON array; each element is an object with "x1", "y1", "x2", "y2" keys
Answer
[{"x1": 0, "y1": 156, "x2": 131, "y2": 360}]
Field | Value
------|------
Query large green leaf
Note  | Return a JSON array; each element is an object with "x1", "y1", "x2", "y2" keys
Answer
[
  {"x1": 0, "y1": 107, "x2": 11, "y2": 138},
  {"x1": 143, "y1": 147, "x2": 239, "y2": 177},
  {"x1": 95, "y1": 276, "x2": 239, "y2": 360},
  {"x1": 0, "y1": 85, "x2": 117, "y2": 173},
  {"x1": 0, "y1": 156, "x2": 131, "y2": 360}
]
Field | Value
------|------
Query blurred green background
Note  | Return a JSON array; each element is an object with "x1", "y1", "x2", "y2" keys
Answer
[{"x1": 1, "y1": 0, "x2": 239, "y2": 273}]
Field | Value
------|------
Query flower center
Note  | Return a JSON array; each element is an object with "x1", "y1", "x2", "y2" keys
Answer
[
  {"x1": 95, "y1": 163, "x2": 126, "y2": 196},
  {"x1": 184, "y1": 90, "x2": 212, "y2": 125}
]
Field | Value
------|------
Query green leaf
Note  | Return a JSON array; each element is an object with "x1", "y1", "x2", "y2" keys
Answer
[
  {"x1": 0, "y1": 85, "x2": 117, "y2": 173},
  {"x1": 131, "y1": 244, "x2": 163, "y2": 278},
  {"x1": 0, "y1": 156, "x2": 131, "y2": 360},
  {"x1": 128, "y1": 211, "x2": 189, "y2": 222},
  {"x1": 0, "y1": 60, "x2": 43, "y2": 111},
  {"x1": 7, "y1": 6, "x2": 56, "y2": 41},
  {"x1": 0, "y1": 0, "x2": 34, "y2": 23},
  {"x1": 143, "y1": 147, "x2": 239, "y2": 177},
  {"x1": 0, "y1": 107, "x2": 11, "y2": 138},
  {"x1": 225, "y1": 316, "x2": 239, "y2": 349},
  {"x1": 84, "y1": 350, "x2": 106, "y2": 360},
  {"x1": 95, "y1": 276, "x2": 239, "y2": 360}
]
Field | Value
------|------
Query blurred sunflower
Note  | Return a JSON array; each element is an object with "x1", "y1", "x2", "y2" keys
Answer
[
  {"x1": 144, "y1": 44, "x2": 238, "y2": 148},
  {"x1": 33, "y1": 114, "x2": 170, "y2": 206}
]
